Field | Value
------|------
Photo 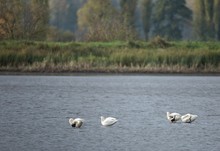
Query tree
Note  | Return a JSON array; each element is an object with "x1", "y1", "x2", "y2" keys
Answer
[
  {"x1": 77, "y1": 0, "x2": 137, "y2": 41},
  {"x1": 22, "y1": 0, "x2": 49, "y2": 40},
  {"x1": 214, "y1": 0, "x2": 220, "y2": 40},
  {"x1": 0, "y1": 0, "x2": 49, "y2": 40},
  {"x1": 140, "y1": 0, "x2": 152, "y2": 40},
  {"x1": 194, "y1": 0, "x2": 220, "y2": 40},
  {"x1": 193, "y1": 0, "x2": 207, "y2": 40},
  {"x1": 204, "y1": 0, "x2": 215, "y2": 38},
  {"x1": 49, "y1": 0, "x2": 86, "y2": 33},
  {"x1": 0, "y1": 0, "x2": 23, "y2": 39},
  {"x1": 151, "y1": 0, "x2": 192, "y2": 40},
  {"x1": 120, "y1": 0, "x2": 137, "y2": 27},
  {"x1": 49, "y1": 0, "x2": 66, "y2": 31}
]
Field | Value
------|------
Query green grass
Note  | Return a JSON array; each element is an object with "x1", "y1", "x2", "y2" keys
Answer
[{"x1": 0, "y1": 40, "x2": 220, "y2": 73}]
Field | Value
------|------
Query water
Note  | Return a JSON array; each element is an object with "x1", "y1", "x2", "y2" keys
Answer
[{"x1": 0, "y1": 75, "x2": 220, "y2": 151}]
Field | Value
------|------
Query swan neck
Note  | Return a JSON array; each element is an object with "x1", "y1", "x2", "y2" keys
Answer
[{"x1": 101, "y1": 116, "x2": 105, "y2": 122}]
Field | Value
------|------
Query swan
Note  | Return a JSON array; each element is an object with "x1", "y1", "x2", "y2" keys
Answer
[
  {"x1": 101, "y1": 116, "x2": 118, "y2": 126},
  {"x1": 181, "y1": 114, "x2": 198, "y2": 123},
  {"x1": 167, "y1": 112, "x2": 181, "y2": 123},
  {"x1": 69, "y1": 118, "x2": 84, "y2": 128}
]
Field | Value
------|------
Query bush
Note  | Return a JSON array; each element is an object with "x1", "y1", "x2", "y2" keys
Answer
[
  {"x1": 47, "y1": 27, "x2": 75, "y2": 42},
  {"x1": 149, "y1": 36, "x2": 171, "y2": 48}
]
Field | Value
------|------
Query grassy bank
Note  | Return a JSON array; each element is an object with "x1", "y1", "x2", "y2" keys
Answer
[{"x1": 0, "y1": 40, "x2": 220, "y2": 73}]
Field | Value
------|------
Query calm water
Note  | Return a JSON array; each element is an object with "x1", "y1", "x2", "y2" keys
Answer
[{"x1": 0, "y1": 75, "x2": 220, "y2": 151}]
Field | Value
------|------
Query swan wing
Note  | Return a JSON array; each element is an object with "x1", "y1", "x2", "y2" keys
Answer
[
  {"x1": 181, "y1": 114, "x2": 198, "y2": 123},
  {"x1": 102, "y1": 117, "x2": 118, "y2": 126},
  {"x1": 170, "y1": 112, "x2": 181, "y2": 117},
  {"x1": 181, "y1": 114, "x2": 190, "y2": 122},
  {"x1": 74, "y1": 118, "x2": 84, "y2": 122}
]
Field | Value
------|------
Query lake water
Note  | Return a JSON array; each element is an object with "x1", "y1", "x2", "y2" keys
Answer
[{"x1": 0, "y1": 75, "x2": 220, "y2": 151}]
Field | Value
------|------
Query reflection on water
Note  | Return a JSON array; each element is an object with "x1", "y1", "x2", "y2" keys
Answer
[{"x1": 0, "y1": 75, "x2": 220, "y2": 151}]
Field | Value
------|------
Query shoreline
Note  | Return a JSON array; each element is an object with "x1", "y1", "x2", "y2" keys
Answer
[{"x1": 1, "y1": 70, "x2": 219, "y2": 76}]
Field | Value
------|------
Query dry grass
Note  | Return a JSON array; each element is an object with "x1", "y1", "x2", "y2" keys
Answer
[{"x1": 0, "y1": 40, "x2": 220, "y2": 73}]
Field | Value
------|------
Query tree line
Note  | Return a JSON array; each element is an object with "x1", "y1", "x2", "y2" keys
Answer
[
  {"x1": 0, "y1": 0, "x2": 220, "y2": 41},
  {"x1": 0, "y1": 0, "x2": 49, "y2": 40}
]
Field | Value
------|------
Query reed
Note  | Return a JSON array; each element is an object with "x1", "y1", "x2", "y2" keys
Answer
[{"x1": 0, "y1": 40, "x2": 220, "y2": 73}]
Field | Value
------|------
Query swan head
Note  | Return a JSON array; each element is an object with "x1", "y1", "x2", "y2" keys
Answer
[
  {"x1": 69, "y1": 118, "x2": 84, "y2": 128},
  {"x1": 167, "y1": 112, "x2": 181, "y2": 122},
  {"x1": 191, "y1": 114, "x2": 198, "y2": 121},
  {"x1": 71, "y1": 123, "x2": 76, "y2": 127},
  {"x1": 167, "y1": 112, "x2": 170, "y2": 118},
  {"x1": 100, "y1": 116, "x2": 105, "y2": 121},
  {"x1": 69, "y1": 118, "x2": 76, "y2": 127}
]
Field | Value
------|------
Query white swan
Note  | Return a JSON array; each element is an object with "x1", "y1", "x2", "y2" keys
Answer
[
  {"x1": 181, "y1": 114, "x2": 198, "y2": 123},
  {"x1": 101, "y1": 116, "x2": 118, "y2": 126},
  {"x1": 167, "y1": 112, "x2": 181, "y2": 123},
  {"x1": 69, "y1": 118, "x2": 84, "y2": 128}
]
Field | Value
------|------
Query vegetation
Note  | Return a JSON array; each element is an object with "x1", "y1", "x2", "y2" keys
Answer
[
  {"x1": 141, "y1": 0, "x2": 152, "y2": 40},
  {"x1": 1, "y1": 0, "x2": 220, "y2": 41},
  {"x1": 0, "y1": 0, "x2": 49, "y2": 40},
  {"x1": 151, "y1": 0, "x2": 192, "y2": 40},
  {"x1": 0, "y1": 1, "x2": 220, "y2": 74},
  {"x1": 0, "y1": 40, "x2": 219, "y2": 73},
  {"x1": 120, "y1": 0, "x2": 137, "y2": 27},
  {"x1": 49, "y1": 0, "x2": 84, "y2": 33},
  {"x1": 77, "y1": 0, "x2": 137, "y2": 41},
  {"x1": 193, "y1": 0, "x2": 220, "y2": 40}
]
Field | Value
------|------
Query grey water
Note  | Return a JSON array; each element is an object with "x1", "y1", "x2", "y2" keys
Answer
[{"x1": 0, "y1": 75, "x2": 220, "y2": 151}]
